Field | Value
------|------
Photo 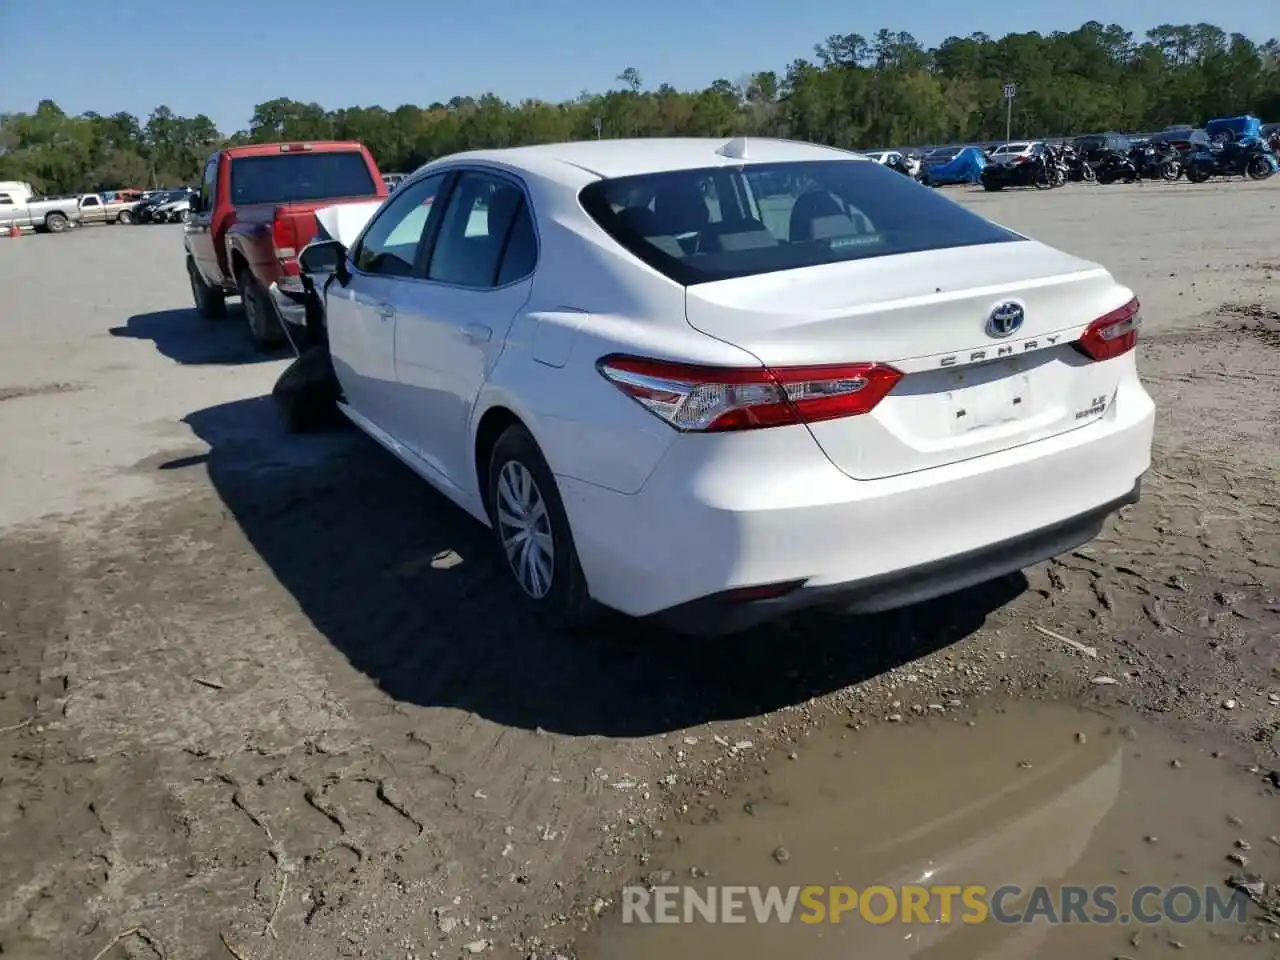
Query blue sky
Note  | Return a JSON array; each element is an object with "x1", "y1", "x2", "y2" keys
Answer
[{"x1": 1, "y1": 0, "x2": 1273, "y2": 133}]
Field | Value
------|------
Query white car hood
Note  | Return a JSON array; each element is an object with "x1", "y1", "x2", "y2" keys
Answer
[{"x1": 316, "y1": 200, "x2": 384, "y2": 247}]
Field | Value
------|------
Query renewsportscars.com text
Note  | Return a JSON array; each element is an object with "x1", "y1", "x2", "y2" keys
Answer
[{"x1": 621, "y1": 884, "x2": 1251, "y2": 926}]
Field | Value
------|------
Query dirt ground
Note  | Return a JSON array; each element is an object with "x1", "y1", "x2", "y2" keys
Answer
[{"x1": 0, "y1": 180, "x2": 1278, "y2": 960}]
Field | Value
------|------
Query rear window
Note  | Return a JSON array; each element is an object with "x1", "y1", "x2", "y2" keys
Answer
[
  {"x1": 229, "y1": 151, "x2": 376, "y2": 206},
  {"x1": 578, "y1": 159, "x2": 1020, "y2": 286}
]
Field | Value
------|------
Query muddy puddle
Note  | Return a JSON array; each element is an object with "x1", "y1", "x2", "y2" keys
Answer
[{"x1": 584, "y1": 702, "x2": 1280, "y2": 959}]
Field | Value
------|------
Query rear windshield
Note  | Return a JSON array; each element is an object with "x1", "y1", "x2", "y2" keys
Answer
[
  {"x1": 578, "y1": 159, "x2": 1020, "y2": 286},
  {"x1": 229, "y1": 151, "x2": 376, "y2": 206}
]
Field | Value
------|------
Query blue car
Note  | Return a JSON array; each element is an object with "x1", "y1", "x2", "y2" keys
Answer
[{"x1": 920, "y1": 146, "x2": 987, "y2": 187}]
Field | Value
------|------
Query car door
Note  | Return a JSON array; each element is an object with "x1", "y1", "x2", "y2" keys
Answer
[
  {"x1": 326, "y1": 171, "x2": 450, "y2": 443},
  {"x1": 188, "y1": 156, "x2": 222, "y2": 284},
  {"x1": 393, "y1": 169, "x2": 537, "y2": 488},
  {"x1": 79, "y1": 195, "x2": 105, "y2": 223}
]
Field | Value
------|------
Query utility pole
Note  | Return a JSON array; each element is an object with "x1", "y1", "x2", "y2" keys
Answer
[{"x1": 1003, "y1": 83, "x2": 1017, "y2": 142}]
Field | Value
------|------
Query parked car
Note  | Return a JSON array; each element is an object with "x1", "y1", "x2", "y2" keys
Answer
[
  {"x1": 1071, "y1": 133, "x2": 1133, "y2": 166},
  {"x1": 1144, "y1": 128, "x2": 1211, "y2": 158},
  {"x1": 382, "y1": 172, "x2": 408, "y2": 191},
  {"x1": 184, "y1": 140, "x2": 387, "y2": 348},
  {"x1": 986, "y1": 141, "x2": 1044, "y2": 166},
  {"x1": 860, "y1": 150, "x2": 920, "y2": 177},
  {"x1": 921, "y1": 146, "x2": 987, "y2": 186},
  {"x1": 1205, "y1": 114, "x2": 1262, "y2": 143},
  {"x1": 0, "y1": 193, "x2": 94, "y2": 233},
  {"x1": 135, "y1": 190, "x2": 189, "y2": 223},
  {"x1": 150, "y1": 189, "x2": 196, "y2": 224},
  {"x1": 980, "y1": 143, "x2": 1053, "y2": 190},
  {"x1": 283, "y1": 136, "x2": 1153, "y2": 635}
]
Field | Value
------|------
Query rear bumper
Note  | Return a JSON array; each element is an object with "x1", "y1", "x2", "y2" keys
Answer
[
  {"x1": 558, "y1": 373, "x2": 1155, "y2": 633},
  {"x1": 654, "y1": 479, "x2": 1140, "y2": 635},
  {"x1": 269, "y1": 279, "x2": 309, "y2": 328}
]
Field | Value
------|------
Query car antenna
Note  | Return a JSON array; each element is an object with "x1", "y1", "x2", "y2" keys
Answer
[{"x1": 716, "y1": 137, "x2": 749, "y2": 160}]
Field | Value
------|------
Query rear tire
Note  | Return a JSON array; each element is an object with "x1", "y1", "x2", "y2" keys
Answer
[
  {"x1": 1185, "y1": 163, "x2": 1212, "y2": 184},
  {"x1": 486, "y1": 424, "x2": 594, "y2": 631},
  {"x1": 117, "y1": 210, "x2": 133, "y2": 225},
  {"x1": 237, "y1": 268, "x2": 285, "y2": 349},
  {"x1": 45, "y1": 212, "x2": 69, "y2": 233},
  {"x1": 188, "y1": 257, "x2": 227, "y2": 319},
  {"x1": 272, "y1": 344, "x2": 343, "y2": 433}
]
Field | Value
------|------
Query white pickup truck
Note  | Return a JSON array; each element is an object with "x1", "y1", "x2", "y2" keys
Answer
[
  {"x1": 0, "y1": 191, "x2": 142, "y2": 233},
  {"x1": 0, "y1": 193, "x2": 101, "y2": 233}
]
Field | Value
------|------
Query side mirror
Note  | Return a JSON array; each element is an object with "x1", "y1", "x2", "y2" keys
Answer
[{"x1": 299, "y1": 238, "x2": 348, "y2": 285}]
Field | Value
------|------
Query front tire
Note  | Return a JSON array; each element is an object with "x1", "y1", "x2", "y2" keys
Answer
[
  {"x1": 487, "y1": 424, "x2": 593, "y2": 630},
  {"x1": 1245, "y1": 156, "x2": 1272, "y2": 180},
  {"x1": 188, "y1": 256, "x2": 227, "y2": 318}
]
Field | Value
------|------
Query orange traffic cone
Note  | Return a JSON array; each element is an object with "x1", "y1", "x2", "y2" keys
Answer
[{"x1": 6, "y1": 223, "x2": 20, "y2": 238}]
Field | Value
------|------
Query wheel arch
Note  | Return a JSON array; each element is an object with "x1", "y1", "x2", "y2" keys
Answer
[{"x1": 472, "y1": 404, "x2": 528, "y2": 521}]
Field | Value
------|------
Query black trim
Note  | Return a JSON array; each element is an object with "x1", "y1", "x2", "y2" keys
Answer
[
  {"x1": 650, "y1": 478, "x2": 1144, "y2": 636},
  {"x1": 412, "y1": 171, "x2": 458, "y2": 278},
  {"x1": 490, "y1": 197, "x2": 525, "y2": 286}
]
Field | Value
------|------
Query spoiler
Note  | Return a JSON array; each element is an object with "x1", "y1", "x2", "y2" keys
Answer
[{"x1": 314, "y1": 199, "x2": 384, "y2": 248}]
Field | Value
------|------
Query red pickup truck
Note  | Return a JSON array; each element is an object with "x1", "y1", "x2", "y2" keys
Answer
[{"x1": 184, "y1": 141, "x2": 388, "y2": 349}]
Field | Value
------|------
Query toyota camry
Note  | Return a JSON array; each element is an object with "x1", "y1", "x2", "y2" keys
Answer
[{"x1": 291, "y1": 137, "x2": 1154, "y2": 635}]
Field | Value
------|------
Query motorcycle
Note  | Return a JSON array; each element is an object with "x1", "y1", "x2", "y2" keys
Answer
[
  {"x1": 1095, "y1": 150, "x2": 1138, "y2": 185},
  {"x1": 1061, "y1": 145, "x2": 1097, "y2": 183},
  {"x1": 1133, "y1": 142, "x2": 1182, "y2": 181},
  {"x1": 1184, "y1": 136, "x2": 1277, "y2": 183},
  {"x1": 885, "y1": 154, "x2": 916, "y2": 178}
]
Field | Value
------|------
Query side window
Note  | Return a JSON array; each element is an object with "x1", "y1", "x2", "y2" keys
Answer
[
  {"x1": 354, "y1": 173, "x2": 447, "y2": 278},
  {"x1": 200, "y1": 156, "x2": 218, "y2": 212},
  {"x1": 0, "y1": 194, "x2": 11, "y2": 206},
  {"x1": 496, "y1": 201, "x2": 537, "y2": 285},
  {"x1": 426, "y1": 172, "x2": 526, "y2": 288},
  {"x1": 82, "y1": 195, "x2": 101, "y2": 207}
]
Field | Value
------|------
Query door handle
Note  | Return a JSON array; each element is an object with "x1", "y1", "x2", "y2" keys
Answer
[
  {"x1": 375, "y1": 302, "x2": 396, "y2": 321},
  {"x1": 463, "y1": 323, "x2": 492, "y2": 342}
]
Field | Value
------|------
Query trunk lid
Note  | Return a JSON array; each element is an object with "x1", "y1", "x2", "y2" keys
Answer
[{"x1": 684, "y1": 240, "x2": 1132, "y2": 481}]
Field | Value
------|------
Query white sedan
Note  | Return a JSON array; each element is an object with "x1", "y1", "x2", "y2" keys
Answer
[{"x1": 294, "y1": 137, "x2": 1154, "y2": 635}]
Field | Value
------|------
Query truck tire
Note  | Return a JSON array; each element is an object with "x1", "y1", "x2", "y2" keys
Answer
[
  {"x1": 188, "y1": 256, "x2": 227, "y2": 319},
  {"x1": 236, "y1": 267, "x2": 286, "y2": 350},
  {"x1": 117, "y1": 210, "x2": 133, "y2": 225},
  {"x1": 45, "y1": 212, "x2": 69, "y2": 233},
  {"x1": 272, "y1": 343, "x2": 344, "y2": 433}
]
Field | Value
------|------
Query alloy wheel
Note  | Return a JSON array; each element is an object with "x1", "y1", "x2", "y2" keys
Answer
[{"x1": 495, "y1": 460, "x2": 555, "y2": 599}]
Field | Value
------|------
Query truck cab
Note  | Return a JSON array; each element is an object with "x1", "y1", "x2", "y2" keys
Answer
[{"x1": 185, "y1": 141, "x2": 386, "y2": 349}]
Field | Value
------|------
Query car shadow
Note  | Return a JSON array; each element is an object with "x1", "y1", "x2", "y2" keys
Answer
[
  {"x1": 109, "y1": 309, "x2": 289, "y2": 366},
  {"x1": 181, "y1": 395, "x2": 1026, "y2": 738}
]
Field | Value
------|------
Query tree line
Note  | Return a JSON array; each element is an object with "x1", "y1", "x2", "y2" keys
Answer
[{"x1": 2, "y1": 21, "x2": 1277, "y2": 194}]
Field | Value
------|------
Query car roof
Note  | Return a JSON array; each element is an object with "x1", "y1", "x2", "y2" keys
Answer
[{"x1": 422, "y1": 137, "x2": 866, "y2": 182}]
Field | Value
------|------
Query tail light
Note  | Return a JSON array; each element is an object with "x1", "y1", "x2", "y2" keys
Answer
[
  {"x1": 1076, "y1": 298, "x2": 1141, "y2": 361},
  {"x1": 272, "y1": 209, "x2": 300, "y2": 277},
  {"x1": 597, "y1": 356, "x2": 903, "y2": 433}
]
